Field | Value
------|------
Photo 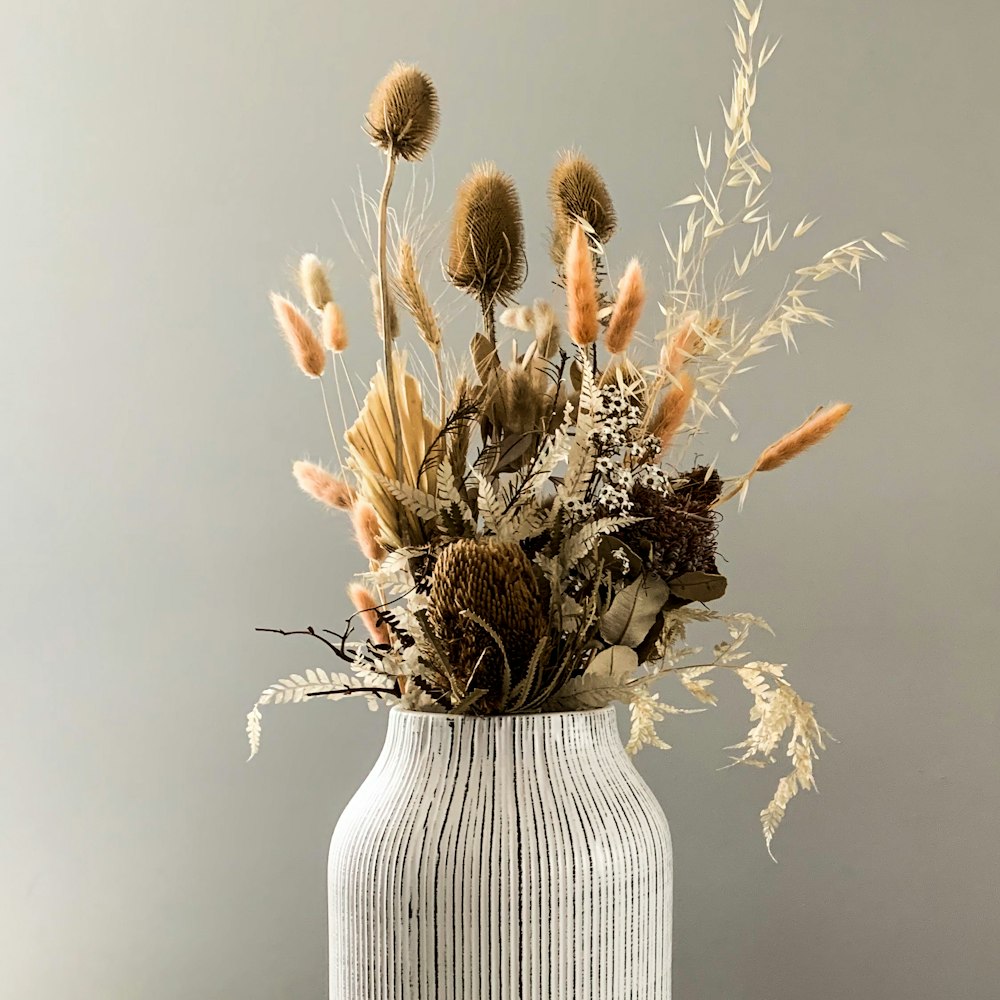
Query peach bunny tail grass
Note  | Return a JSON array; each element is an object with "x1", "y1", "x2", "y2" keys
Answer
[
  {"x1": 661, "y1": 314, "x2": 706, "y2": 375},
  {"x1": 604, "y1": 258, "x2": 645, "y2": 354},
  {"x1": 565, "y1": 223, "x2": 599, "y2": 347},
  {"x1": 755, "y1": 402, "x2": 853, "y2": 472},
  {"x1": 651, "y1": 372, "x2": 695, "y2": 452},
  {"x1": 270, "y1": 293, "x2": 326, "y2": 377},
  {"x1": 347, "y1": 583, "x2": 390, "y2": 645},
  {"x1": 351, "y1": 499, "x2": 388, "y2": 563},
  {"x1": 292, "y1": 460, "x2": 356, "y2": 510},
  {"x1": 321, "y1": 301, "x2": 348, "y2": 353}
]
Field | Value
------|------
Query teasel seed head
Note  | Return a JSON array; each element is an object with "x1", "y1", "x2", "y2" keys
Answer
[
  {"x1": 292, "y1": 460, "x2": 356, "y2": 511},
  {"x1": 351, "y1": 499, "x2": 387, "y2": 563},
  {"x1": 270, "y1": 293, "x2": 326, "y2": 378},
  {"x1": 548, "y1": 151, "x2": 617, "y2": 266},
  {"x1": 446, "y1": 163, "x2": 526, "y2": 309},
  {"x1": 565, "y1": 223, "x2": 599, "y2": 347},
  {"x1": 298, "y1": 253, "x2": 333, "y2": 313},
  {"x1": 365, "y1": 63, "x2": 440, "y2": 162},
  {"x1": 604, "y1": 258, "x2": 646, "y2": 354},
  {"x1": 321, "y1": 301, "x2": 348, "y2": 353},
  {"x1": 348, "y1": 582, "x2": 390, "y2": 645}
]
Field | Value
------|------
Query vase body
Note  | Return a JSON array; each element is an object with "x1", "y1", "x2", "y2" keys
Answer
[{"x1": 328, "y1": 706, "x2": 672, "y2": 999}]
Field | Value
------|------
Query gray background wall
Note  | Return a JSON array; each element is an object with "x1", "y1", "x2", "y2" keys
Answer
[{"x1": 2, "y1": 1, "x2": 998, "y2": 997}]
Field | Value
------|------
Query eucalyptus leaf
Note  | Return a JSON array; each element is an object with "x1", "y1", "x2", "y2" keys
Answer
[
  {"x1": 599, "y1": 574, "x2": 672, "y2": 647},
  {"x1": 668, "y1": 571, "x2": 728, "y2": 604}
]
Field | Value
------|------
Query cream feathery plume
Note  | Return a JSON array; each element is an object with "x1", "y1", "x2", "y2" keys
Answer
[
  {"x1": 298, "y1": 254, "x2": 333, "y2": 313},
  {"x1": 292, "y1": 460, "x2": 356, "y2": 511},
  {"x1": 755, "y1": 402, "x2": 853, "y2": 472},
  {"x1": 350, "y1": 499, "x2": 387, "y2": 563},
  {"x1": 565, "y1": 223, "x2": 598, "y2": 347},
  {"x1": 533, "y1": 300, "x2": 561, "y2": 359},
  {"x1": 348, "y1": 582, "x2": 390, "y2": 645},
  {"x1": 499, "y1": 303, "x2": 535, "y2": 332},
  {"x1": 270, "y1": 293, "x2": 325, "y2": 378},
  {"x1": 321, "y1": 301, "x2": 348, "y2": 353},
  {"x1": 651, "y1": 372, "x2": 695, "y2": 452},
  {"x1": 604, "y1": 258, "x2": 645, "y2": 354}
]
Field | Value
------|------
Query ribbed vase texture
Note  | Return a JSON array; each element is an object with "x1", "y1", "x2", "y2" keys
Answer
[{"x1": 328, "y1": 706, "x2": 672, "y2": 998}]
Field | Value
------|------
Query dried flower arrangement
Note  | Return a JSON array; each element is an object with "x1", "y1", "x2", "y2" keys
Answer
[{"x1": 247, "y1": 2, "x2": 902, "y2": 855}]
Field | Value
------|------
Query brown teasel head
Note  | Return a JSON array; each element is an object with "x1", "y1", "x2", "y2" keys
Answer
[
  {"x1": 446, "y1": 163, "x2": 526, "y2": 309},
  {"x1": 427, "y1": 537, "x2": 547, "y2": 710},
  {"x1": 548, "y1": 151, "x2": 617, "y2": 266},
  {"x1": 365, "y1": 63, "x2": 440, "y2": 162}
]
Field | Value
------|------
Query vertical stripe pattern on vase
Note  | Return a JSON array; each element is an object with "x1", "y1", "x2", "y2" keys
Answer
[{"x1": 328, "y1": 705, "x2": 672, "y2": 998}]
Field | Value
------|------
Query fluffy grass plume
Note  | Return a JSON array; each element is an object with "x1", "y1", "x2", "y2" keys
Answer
[
  {"x1": 270, "y1": 293, "x2": 325, "y2": 377},
  {"x1": 755, "y1": 403, "x2": 853, "y2": 471},
  {"x1": 651, "y1": 372, "x2": 695, "y2": 451},
  {"x1": 348, "y1": 582, "x2": 390, "y2": 644},
  {"x1": 298, "y1": 253, "x2": 333, "y2": 313},
  {"x1": 565, "y1": 222, "x2": 599, "y2": 347},
  {"x1": 548, "y1": 150, "x2": 617, "y2": 265},
  {"x1": 321, "y1": 302, "x2": 348, "y2": 353},
  {"x1": 604, "y1": 259, "x2": 646, "y2": 354},
  {"x1": 351, "y1": 499, "x2": 387, "y2": 562},
  {"x1": 365, "y1": 62, "x2": 439, "y2": 162},
  {"x1": 396, "y1": 239, "x2": 442, "y2": 352},
  {"x1": 292, "y1": 460, "x2": 356, "y2": 510}
]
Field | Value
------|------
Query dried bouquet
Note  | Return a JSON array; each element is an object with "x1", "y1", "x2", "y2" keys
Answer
[{"x1": 246, "y1": 1, "x2": 901, "y2": 854}]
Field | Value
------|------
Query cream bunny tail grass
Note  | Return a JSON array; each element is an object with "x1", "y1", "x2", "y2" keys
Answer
[
  {"x1": 651, "y1": 372, "x2": 695, "y2": 452},
  {"x1": 350, "y1": 500, "x2": 388, "y2": 563},
  {"x1": 348, "y1": 582, "x2": 390, "y2": 645},
  {"x1": 270, "y1": 293, "x2": 326, "y2": 378},
  {"x1": 321, "y1": 302, "x2": 348, "y2": 353},
  {"x1": 292, "y1": 461, "x2": 357, "y2": 511},
  {"x1": 298, "y1": 254, "x2": 333, "y2": 313},
  {"x1": 755, "y1": 402, "x2": 853, "y2": 472},
  {"x1": 604, "y1": 259, "x2": 645, "y2": 354},
  {"x1": 565, "y1": 223, "x2": 599, "y2": 347}
]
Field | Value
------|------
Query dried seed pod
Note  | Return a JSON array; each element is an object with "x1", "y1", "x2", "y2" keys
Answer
[
  {"x1": 565, "y1": 223, "x2": 599, "y2": 347},
  {"x1": 270, "y1": 293, "x2": 325, "y2": 377},
  {"x1": 365, "y1": 63, "x2": 440, "y2": 162},
  {"x1": 446, "y1": 163, "x2": 526, "y2": 308},
  {"x1": 292, "y1": 460, "x2": 357, "y2": 510},
  {"x1": 548, "y1": 150, "x2": 617, "y2": 266},
  {"x1": 298, "y1": 253, "x2": 333, "y2": 312}
]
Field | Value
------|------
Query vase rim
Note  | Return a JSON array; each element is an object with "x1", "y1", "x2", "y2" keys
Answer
[{"x1": 388, "y1": 705, "x2": 616, "y2": 721}]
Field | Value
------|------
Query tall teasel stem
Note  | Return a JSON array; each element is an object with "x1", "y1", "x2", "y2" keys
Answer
[{"x1": 376, "y1": 149, "x2": 405, "y2": 499}]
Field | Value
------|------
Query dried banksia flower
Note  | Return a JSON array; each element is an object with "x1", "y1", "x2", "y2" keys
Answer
[
  {"x1": 298, "y1": 253, "x2": 333, "y2": 313},
  {"x1": 755, "y1": 403, "x2": 853, "y2": 472},
  {"x1": 321, "y1": 301, "x2": 348, "y2": 353},
  {"x1": 348, "y1": 582, "x2": 390, "y2": 645},
  {"x1": 604, "y1": 259, "x2": 646, "y2": 354},
  {"x1": 446, "y1": 163, "x2": 526, "y2": 308},
  {"x1": 370, "y1": 273, "x2": 399, "y2": 341},
  {"x1": 350, "y1": 499, "x2": 387, "y2": 562},
  {"x1": 548, "y1": 151, "x2": 617, "y2": 266},
  {"x1": 565, "y1": 223, "x2": 599, "y2": 347},
  {"x1": 365, "y1": 62, "x2": 439, "y2": 162},
  {"x1": 292, "y1": 460, "x2": 356, "y2": 511},
  {"x1": 270, "y1": 293, "x2": 326, "y2": 378},
  {"x1": 428, "y1": 538, "x2": 547, "y2": 709},
  {"x1": 651, "y1": 372, "x2": 695, "y2": 451}
]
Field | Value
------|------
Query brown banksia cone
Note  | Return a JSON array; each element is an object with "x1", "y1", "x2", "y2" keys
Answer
[
  {"x1": 365, "y1": 63, "x2": 440, "y2": 162},
  {"x1": 548, "y1": 151, "x2": 617, "y2": 266},
  {"x1": 446, "y1": 163, "x2": 526, "y2": 308},
  {"x1": 428, "y1": 538, "x2": 547, "y2": 710}
]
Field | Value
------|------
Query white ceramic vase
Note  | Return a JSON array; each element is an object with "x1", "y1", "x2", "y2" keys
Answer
[{"x1": 328, "y1": 705, "x2": 672, "y2": 999}]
